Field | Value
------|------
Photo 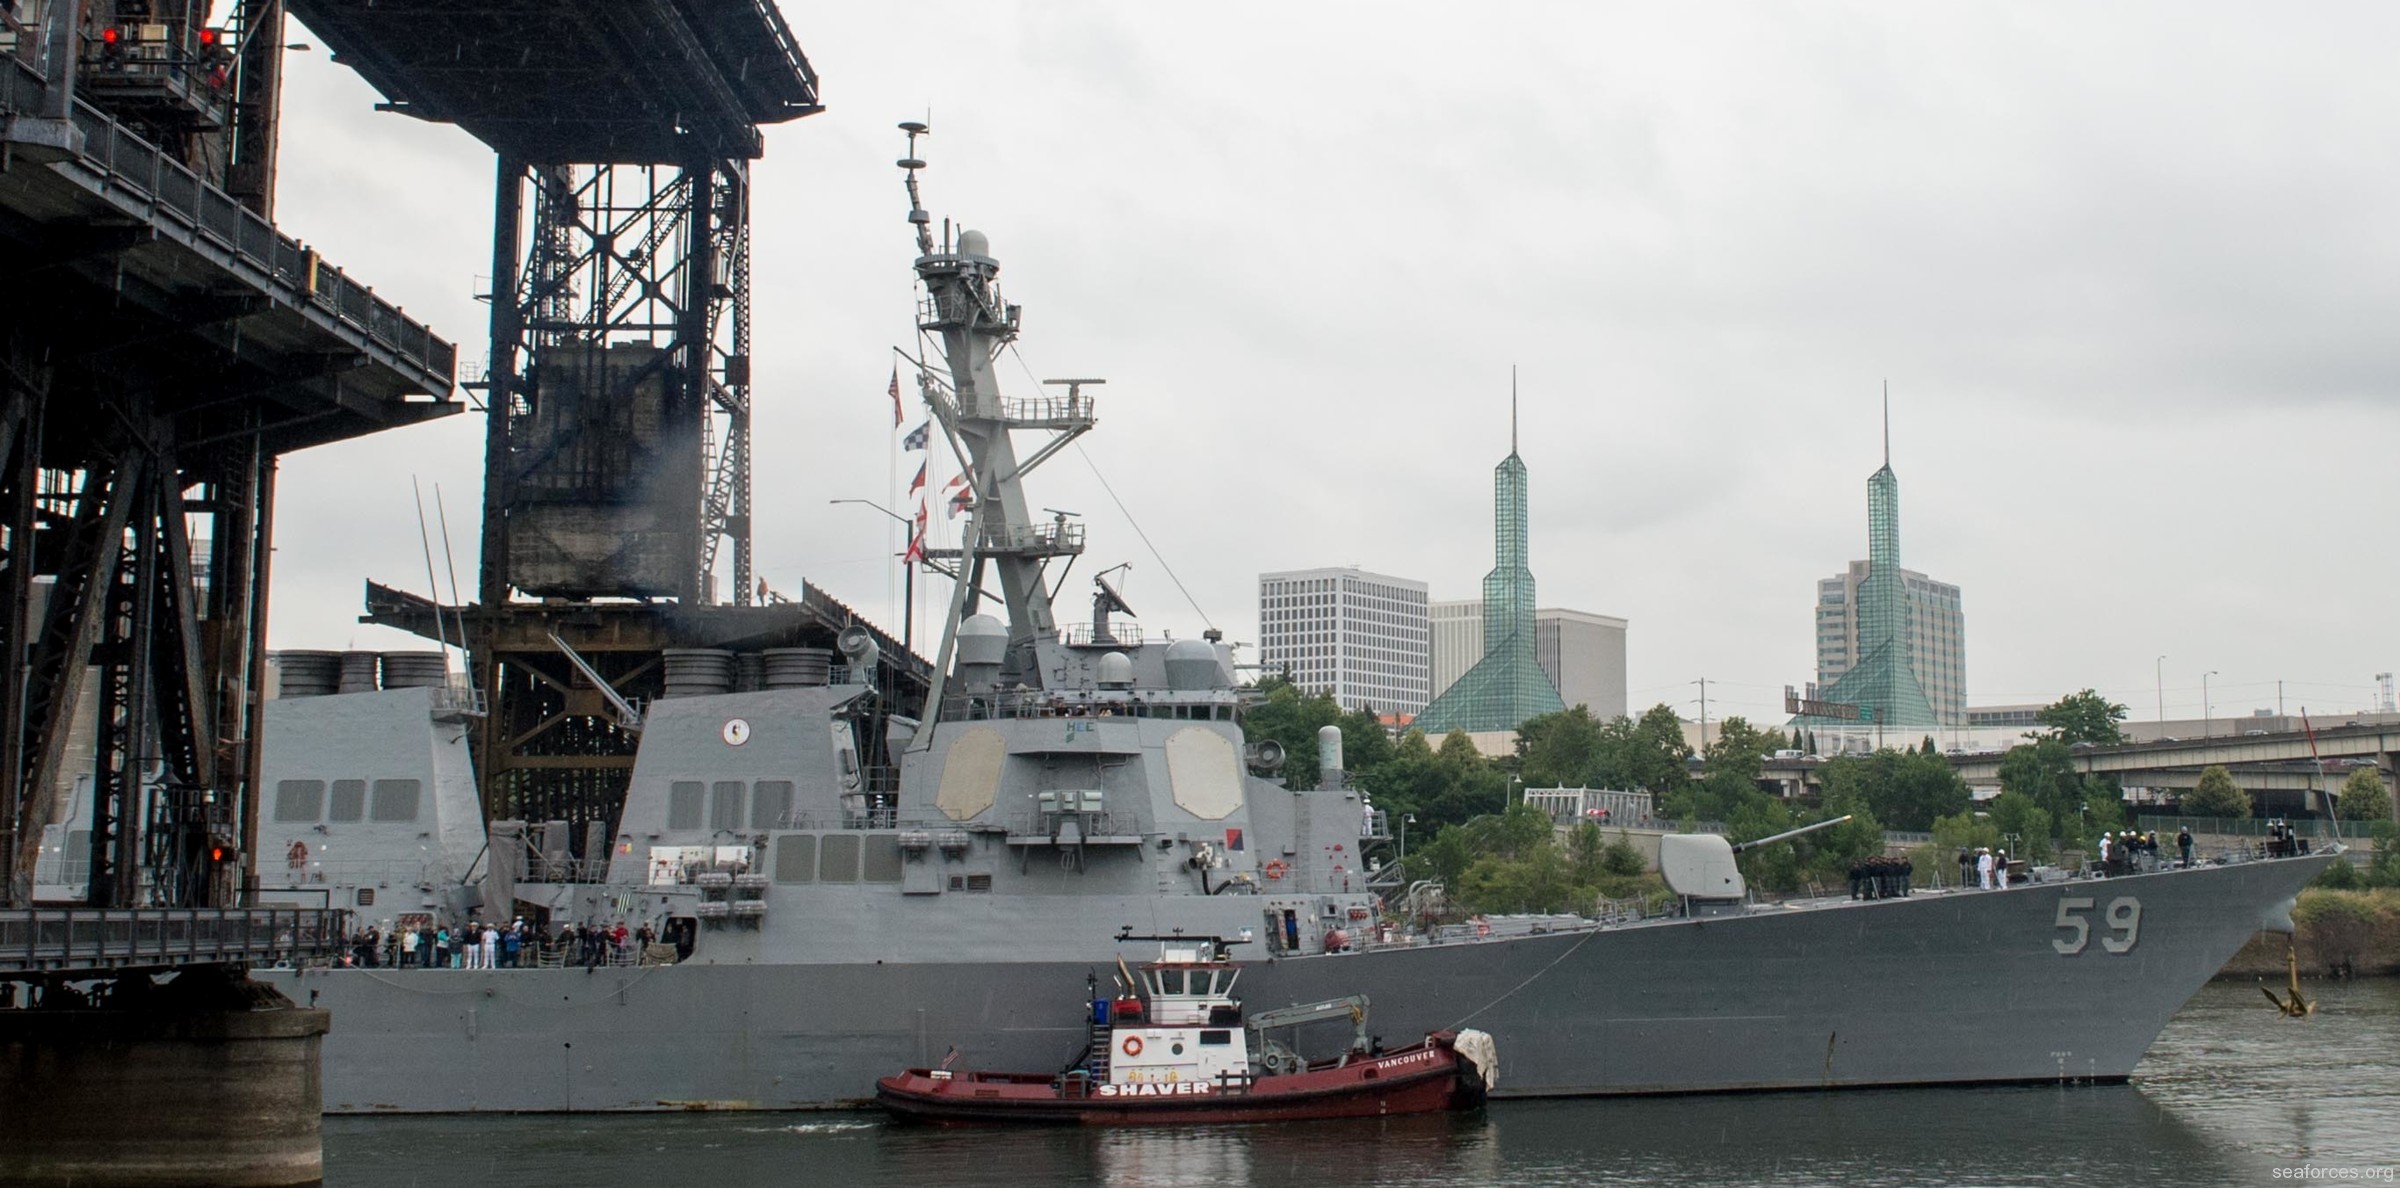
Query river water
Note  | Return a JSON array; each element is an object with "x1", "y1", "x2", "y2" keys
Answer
[{"x1": 323, "y1": 979, "x2": 2398, "y2": 1187}]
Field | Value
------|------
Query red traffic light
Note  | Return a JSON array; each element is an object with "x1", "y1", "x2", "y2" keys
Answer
[
  {"x1": 199, "y1": 28, "x2": 218, "y2": 46},
  {"x1": 209, "y1": 845, "x2": 228, "y2": 862},
  {"x1": 102, "y1": 27, "x2": 119, "y2": 44}
]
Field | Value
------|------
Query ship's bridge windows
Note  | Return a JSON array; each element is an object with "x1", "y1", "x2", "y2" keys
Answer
[
  {"x1": 668, "y1": 782, "x2": 705, "y2": 831},
  {"x1": 328, "y1": 779, "x2": 366, "y2": 823},
  {"x1": 273, "y1": 780, "x2": 324, "y2": 823},
  {"x1": 710, "y1": 781, "x2": 746, "y2": 832},
  {"x1": 370, "y1": 779, "x2": 422, "y2": 823},
  {"x1": 773, "y1": 834, "x2": 816, "y2": 883},
  {"x1": 1156, "y1": 969, "x2": 1185, "y2": 995}
]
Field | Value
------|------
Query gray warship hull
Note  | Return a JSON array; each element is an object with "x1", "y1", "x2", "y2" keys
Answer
[{"x1": 261, "y1": 853, "x2": 2327, "y2": 1113}]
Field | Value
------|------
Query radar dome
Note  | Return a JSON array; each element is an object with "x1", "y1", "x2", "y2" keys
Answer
[
  {"x1": 1096, "y1": 651, "x2": 1134, "y2": 688},
  {"x1": 955, "y1": 614, "x2": 1008, "y2": 669},
  {"x1": 1163, "y1": 638, "x2": 1221, "y2": 691},
  {"x1": 958, "y1": 228, "x2": 990, "y2": 257}
]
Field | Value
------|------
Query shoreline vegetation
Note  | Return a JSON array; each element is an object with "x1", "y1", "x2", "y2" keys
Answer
[{"x1": 2217, "y1": 889, "x2": 2400, "y2": 980}]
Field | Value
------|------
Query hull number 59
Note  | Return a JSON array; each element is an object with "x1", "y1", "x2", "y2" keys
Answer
[{"x1": 2052, "y1": 896, "x2": 2142, "y2": 955}]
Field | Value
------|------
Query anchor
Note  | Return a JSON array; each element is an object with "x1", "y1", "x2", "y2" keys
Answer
[{"x1": 2261, "y1": 940, "x2": 2314, "y2": 1018}]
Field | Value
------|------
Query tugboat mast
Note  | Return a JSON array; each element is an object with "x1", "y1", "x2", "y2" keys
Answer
[{"x1": 898, "y1": 122, "x2": 1099, "y2": 696}]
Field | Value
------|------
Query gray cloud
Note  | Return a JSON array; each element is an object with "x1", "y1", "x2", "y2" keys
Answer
[{"x1": 262, "y1": 2, "x2": 2400, "y2": 732}]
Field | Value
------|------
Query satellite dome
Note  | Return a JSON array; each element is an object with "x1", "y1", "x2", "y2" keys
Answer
[
  {"x1": 1096, "y1": 651, "x2": 1134, "y2": 688},
  {"x1": 957, "y1": 228, "x2": 989, "y2": 257},
  {"x1": 1164, "y1": 638, "x2": 1222, "y2": 691},
  {"x1": 955, "y1": 614, "x2": 1007, "y2": 669}
]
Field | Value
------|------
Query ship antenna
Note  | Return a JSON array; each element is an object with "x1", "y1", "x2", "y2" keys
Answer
[{"x1": 899, "y1": 119, "x2": 934, "y2": 256}]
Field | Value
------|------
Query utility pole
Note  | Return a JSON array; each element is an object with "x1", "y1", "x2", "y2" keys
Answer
[
  {"x1": 1692, "y1": 677, "x2": 1711, "y2": 751},
  {"x1": 2155, "y1": 655, "x2": 2166, "y2": 729},
  {"x1": 2203, "y1": 670, "x2": 2219, "y2": 738}
]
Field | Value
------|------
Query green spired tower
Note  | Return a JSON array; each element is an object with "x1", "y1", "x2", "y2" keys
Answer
[
  {"x1": 1416, "y1": 380, "x2": 1565, "y2": 734},
  {"x1": 1797, "y1": 394, "x2": 1938, "y2": 734}
]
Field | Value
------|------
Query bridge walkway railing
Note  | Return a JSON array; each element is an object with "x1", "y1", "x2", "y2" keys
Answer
[{"x1": 0, "y1": 907, "x2": 350, "y2": 978}]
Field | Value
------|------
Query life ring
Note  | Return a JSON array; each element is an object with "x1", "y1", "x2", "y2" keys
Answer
[
  {"x1": 1121, "y1": 1035, "x2": 1144, "y2": 1058},
  {"x1": 1262, "y1": 860, "x2": 1289, "y2": 881}
]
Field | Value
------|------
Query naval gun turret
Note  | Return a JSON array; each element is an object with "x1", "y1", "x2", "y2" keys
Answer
[{"x1": 1661, "y1": 815, "x2": 1855, "y2": 916}]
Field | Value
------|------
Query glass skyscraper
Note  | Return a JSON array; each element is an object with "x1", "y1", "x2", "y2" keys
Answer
[{"x1": 1415, "y1": 429, "x2": 1564, "y2": 734}]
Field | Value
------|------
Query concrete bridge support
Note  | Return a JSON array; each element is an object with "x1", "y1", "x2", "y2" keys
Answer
[{"x1": 0, "y1": 971, "x2": 330, "y2": 1187}]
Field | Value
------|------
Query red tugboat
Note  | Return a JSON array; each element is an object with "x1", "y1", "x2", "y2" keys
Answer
[{"x1": 877, "y1": 934, "x2": 1494, "y2": 1125}]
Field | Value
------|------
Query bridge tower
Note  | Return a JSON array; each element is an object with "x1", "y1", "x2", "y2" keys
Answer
[{"x1": 292, "y1": 3, "x2": 924, "y2": 848}]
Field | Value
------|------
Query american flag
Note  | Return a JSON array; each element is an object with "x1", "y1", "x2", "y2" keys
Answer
[{"x1": 888, "y1": 366, "x2": 902, "y2": 427}]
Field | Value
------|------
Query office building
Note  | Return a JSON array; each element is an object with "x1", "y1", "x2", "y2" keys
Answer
[{"x1": 1256, "y1": 567, "x2": 1430, "y2": 716}]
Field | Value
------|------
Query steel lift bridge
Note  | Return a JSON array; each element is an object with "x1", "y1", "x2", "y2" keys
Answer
[
  {"x1": 291, "y1": 2, "x2": 930, "y2": 857},
  {"x1": 0, "y1": 0, "x2": 452, "y2": 978}
]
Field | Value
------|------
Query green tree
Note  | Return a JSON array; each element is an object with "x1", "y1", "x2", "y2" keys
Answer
[
  {"x1": 2036, "y1": 689, "x2": 2129, "y2": 746},
  {"x1": 1986, "y1": 790, "x2": 2055, "y2": 864},
  {"x1": 1239, "y1": 676, "x2": 1343, "y2": 790},
  {"x1": 1996, "y1": 737, "x2": 2123, "y2": 838},
  {"x1": 1600, "y1": 830, "x2": 1647, "y2": 877},
  {"x1": 1517, "y1": 705, "x2": 1608, "y2": 789},
  {"x1": 2182, "y1": 765, "x2": 2252, "y2": 820},
  {"x1": 2337, "y1": 767, "x2": 2395, "y2": 823},
  {"x1": 2367, "y1": 821, "x2": 2400, "y2": 888},
  {"x1": 1817, "y1": 748, "x2": 1972, "y2": 832},
  {"x1": 1602, "y1": 704, "x2": 1695, "y2": 796},
  {"x1": 1931, "y1": 810, "x2": 2002, "y2": 854}
]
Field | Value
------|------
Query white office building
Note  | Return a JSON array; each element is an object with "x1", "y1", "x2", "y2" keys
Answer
[{"x1": 1257, "y1": 567, "x2": 1431, "y2": 716}]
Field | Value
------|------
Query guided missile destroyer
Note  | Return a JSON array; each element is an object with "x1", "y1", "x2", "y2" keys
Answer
[{"x1": 251, "y1": 132, "x2": 2335, "y2": 1113}]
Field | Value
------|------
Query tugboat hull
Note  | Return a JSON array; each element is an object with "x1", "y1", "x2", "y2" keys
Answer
[{"x1": 876, "y1": 1036, "x2": 1485, "y2": 1125}]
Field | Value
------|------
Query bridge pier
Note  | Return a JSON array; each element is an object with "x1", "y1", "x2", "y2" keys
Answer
[{"x1": 0, "y1": 968, "x2": 330, "y2": 1187}]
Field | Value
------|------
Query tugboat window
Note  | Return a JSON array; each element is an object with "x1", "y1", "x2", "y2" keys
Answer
[
  {"x1": 1159, "y1": 970, "x2": 1184, "y2": 994},
  {"x1": 1200, "y1": 1030, "x2": 1232, "y2": 1045}
]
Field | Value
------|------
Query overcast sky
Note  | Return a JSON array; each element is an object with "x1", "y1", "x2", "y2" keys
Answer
[{"x1": 262, "y1": 3, "x2": 2400, "y2": 731}]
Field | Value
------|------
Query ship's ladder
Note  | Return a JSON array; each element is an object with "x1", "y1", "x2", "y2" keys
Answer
[{"x1": 1086, "y1": 1016, "x2": 1112, "y2": 1080}]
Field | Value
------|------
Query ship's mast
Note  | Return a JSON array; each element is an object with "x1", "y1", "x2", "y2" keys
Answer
[{"x1": 899, "y1": 124, "x2": 1097, "y2": 690}]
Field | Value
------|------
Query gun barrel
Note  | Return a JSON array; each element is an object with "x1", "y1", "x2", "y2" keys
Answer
[{"x1": 1731, "y1": 814, "x2": 1854, "y2": 853}]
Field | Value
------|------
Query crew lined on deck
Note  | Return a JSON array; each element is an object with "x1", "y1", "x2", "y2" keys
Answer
[{"x1": 335, "y1": 918, "x2": 663, "y2": 969}]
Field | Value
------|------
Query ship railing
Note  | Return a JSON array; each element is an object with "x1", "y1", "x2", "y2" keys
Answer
[
  {"x1": 997, "y1": 392, "x2": 1095, "y2": 427},
  {"x1": 1002, "y1": 810, "x2": 1144, "y2": 842},
  {"x1": 1058, "y1": 622, "x2": 1142, "y2": 648},
  {"x1": 267, "y1": 858, "x2": 442, "y2": 888},
  {"x1": 935, "y1": 689, "x2": 1238, "y2": 724},
  {"x1": 2135, "y1": 814, "x2": 2381, "y2": 840},
  {"x1": 978, "y1": 520, "x2": 1084, "y2": 554},
  {"x1": 524, "y1": 857, "x2": 613, "y2": 883}
]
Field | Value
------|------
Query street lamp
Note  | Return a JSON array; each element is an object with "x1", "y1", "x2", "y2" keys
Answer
[
  {"x1": 2155, "y1": 655, "x2": 2166, "y2": 728},
  {"x1": 2202, "y1": 670, "x2": 2219, "y2": 738},
  {"x1": 1400, "y1": 813, "x2": 1416, "y2": 865},
  {"x1": 830, "y1": 498, "x2": 916, "y2": 653},
  {"x1": 1506, "y1": 775, "x2": 1522, "y2": 808}
]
